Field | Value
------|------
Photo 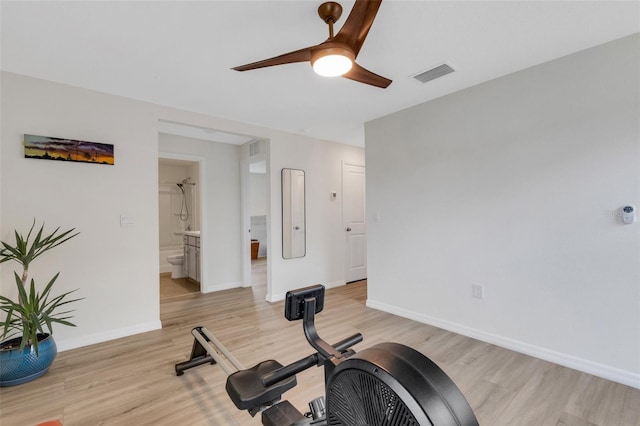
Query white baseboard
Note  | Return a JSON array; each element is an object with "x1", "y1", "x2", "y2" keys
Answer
[
  {"x1": 56, "y1": 320, "x2": 163, "y2": 352},
  {"x1": 366, "y1": 299, "x2": 640, "y2": 389},
  {"x1": 325, "y1": 280, "x2": 347, "y2": 290},
  {"x1": 268, "y1": 280, "x2": 346, "y2": 303},
  {"x1": 201, "y1": 281, "x2": 243, "y2": 293}
]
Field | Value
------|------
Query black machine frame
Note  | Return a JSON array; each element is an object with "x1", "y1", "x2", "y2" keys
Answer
[{"x1": 175, "y1": 284, "x2": 479, "y2": 426}]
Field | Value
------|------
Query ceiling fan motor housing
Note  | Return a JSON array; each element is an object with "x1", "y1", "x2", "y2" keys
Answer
[
  {"x1": 310, "y1": 45, "x2": 355, "y2": 66},
  {"x1": 325, "y1": 342, "x2": 479, "y2": 426},
  {"x1": 311, "y1": 42, "x2": 356, "y2": 67}
]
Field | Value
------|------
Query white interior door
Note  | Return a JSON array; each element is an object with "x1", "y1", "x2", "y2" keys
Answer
[{"x1": 343, "y1": 163, "x2": 366, "y2": 282}]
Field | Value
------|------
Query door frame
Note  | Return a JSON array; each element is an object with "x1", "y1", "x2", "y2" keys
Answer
[
  {"x1": 241, "y1": 157, "x2": 251, "y2": 287},
  {"x1": 241, "y1": 144, "x2": 270, "y2": 293}
]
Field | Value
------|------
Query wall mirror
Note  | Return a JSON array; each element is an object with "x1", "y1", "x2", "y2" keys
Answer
[{"x1": 282, "y1": 168, "x2": 306, "y2": 259}]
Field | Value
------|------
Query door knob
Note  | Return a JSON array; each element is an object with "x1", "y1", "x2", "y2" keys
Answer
[
  {"x1": 294, "y1": 226, "x2": 300, "y2": 230},
  {"x1": 346, "y1": 227, "x2": 352, "y2": 232}
]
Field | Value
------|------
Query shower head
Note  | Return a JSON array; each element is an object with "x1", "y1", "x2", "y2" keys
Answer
[{"x1": 177, "y1": 183, "x2": 184, "y2": 190}]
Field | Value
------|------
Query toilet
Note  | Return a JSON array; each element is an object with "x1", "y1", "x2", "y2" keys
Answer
[{"x1": 167, "y1": 254, "x2": 185, "y2": 279}]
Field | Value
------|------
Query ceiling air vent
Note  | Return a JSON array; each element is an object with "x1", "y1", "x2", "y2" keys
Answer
[
  {"x1": 411, "y1": 63, "x2": 455, "y2": 83},
  {"x1": 249, "y1": 140, "x2": 264, "y2": 156}
]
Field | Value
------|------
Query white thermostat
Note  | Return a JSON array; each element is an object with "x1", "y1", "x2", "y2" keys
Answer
[{"x1": 622, "y1": 206, "x2": 635, "y2": 224}]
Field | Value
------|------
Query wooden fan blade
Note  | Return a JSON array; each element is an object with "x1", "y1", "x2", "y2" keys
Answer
[
  {"x1": 333, "y1": 0, "x2": 382, "y2": 57},
  {"x1": 232, "y1": 46, "x2": 314, "y2": 71},
  {"x1": 342, "y1": 62, "x2": 391, "y2": 88}
]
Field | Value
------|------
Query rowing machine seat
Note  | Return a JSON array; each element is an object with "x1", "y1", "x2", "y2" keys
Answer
[{"x1": 226, "y1": 360, "x2": 297, "y2": 411}]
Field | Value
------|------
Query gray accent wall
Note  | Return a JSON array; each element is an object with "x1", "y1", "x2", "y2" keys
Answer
[{"x1": 365, "y1": 34, "x2": 640, "y2": 386}]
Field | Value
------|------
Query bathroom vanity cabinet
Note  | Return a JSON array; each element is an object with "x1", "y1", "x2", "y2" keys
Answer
[{"x1": 184, "y1": 235, "x2": 200, "y2": 283}]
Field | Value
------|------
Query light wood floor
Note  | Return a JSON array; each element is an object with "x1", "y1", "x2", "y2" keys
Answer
[
  {"x1": 160, "y1": 273, "x2": 200, "y2": 301},
  {"x1": 1, "y1": 280, "x2": 638, "y2": 426},
  {"x1": 160, "y1": 258, "x2": 267, "y2": 302}
]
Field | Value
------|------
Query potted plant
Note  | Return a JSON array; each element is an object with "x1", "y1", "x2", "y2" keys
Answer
[{"x1": 0, "y1": 220, "x2": 80, "y2": 386}]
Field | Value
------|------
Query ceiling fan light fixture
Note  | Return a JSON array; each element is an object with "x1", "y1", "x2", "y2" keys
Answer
[
  {"x1": 232, "y1": 1, "x2": 391, "y2": 88},
  {"x1": 311, "y1": 47, "x2": 355, "y2": 77}
]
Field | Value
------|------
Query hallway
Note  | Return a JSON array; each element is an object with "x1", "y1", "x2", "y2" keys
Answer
[{"x1": 160, "y1": 257, "x2": 267, "y2": 301}]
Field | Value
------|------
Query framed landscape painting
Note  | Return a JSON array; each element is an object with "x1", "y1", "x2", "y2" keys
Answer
[{"x1": 24, "y1": 134, "x2": 114, "y2": 165}]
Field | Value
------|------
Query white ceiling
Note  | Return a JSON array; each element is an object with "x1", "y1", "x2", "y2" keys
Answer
[{"x1": 2, "y1": 1, "x2": 638, "y2": 146}]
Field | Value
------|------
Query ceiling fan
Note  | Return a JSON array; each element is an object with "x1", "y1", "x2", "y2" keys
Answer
[{"x1": 232, "y1": 0, "x2": 392, "y2": 89}]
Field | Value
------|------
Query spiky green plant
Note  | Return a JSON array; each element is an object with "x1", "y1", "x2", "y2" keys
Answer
[{"x1": 0, "y1": 220, "x2": 80, "y2": 354}]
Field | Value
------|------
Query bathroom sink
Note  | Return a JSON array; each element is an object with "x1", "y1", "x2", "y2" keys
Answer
[{"x1": 183, "y1": 231, "x2": 200, "y2": 237}]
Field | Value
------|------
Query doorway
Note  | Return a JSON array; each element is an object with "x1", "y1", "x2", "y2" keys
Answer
[
  {"x1": 157, "y1": 122, "x2": 270, "y2": 303},
  {"x1": 247, "y1": 159, "x2": 268, "y2": 292},
  {"x1": 158, "y1": 156, "x2": 203, "y2": 301}
]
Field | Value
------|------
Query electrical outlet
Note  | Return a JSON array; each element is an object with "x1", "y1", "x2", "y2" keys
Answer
[{"x1": 472, "y1": 284, "x2": 484, "y2": 299}]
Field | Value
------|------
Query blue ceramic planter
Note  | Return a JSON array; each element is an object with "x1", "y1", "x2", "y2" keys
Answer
[{"x1": 0, "y1": 334, "x2": 57, "y2": 387}]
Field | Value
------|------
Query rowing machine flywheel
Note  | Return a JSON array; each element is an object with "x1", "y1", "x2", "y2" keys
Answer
[{"x1": 325, "y1": 342, "x2": 478, "y2": 426}]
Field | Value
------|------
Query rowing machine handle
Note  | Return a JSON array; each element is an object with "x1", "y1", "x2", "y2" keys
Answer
[{"x1": 261, "y1": 333, "x2": 363, "y2": 387}]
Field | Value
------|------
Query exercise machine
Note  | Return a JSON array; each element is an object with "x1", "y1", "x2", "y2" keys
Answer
[{"x1": 175, "y1": 284, "x2": 479, "y2": 426}]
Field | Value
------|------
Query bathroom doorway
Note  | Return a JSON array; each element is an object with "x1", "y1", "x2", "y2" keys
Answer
[{"x1": 158, "y1": 157, "x2": 202, "y2": 301}]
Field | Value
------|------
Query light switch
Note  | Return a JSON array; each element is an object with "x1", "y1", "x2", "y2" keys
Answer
[{"x1": 120, "y1": 215, "x2": 134, "y2": 227}]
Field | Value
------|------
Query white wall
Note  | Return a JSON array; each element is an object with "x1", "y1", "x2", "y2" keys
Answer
[
  {"x1": 1, "y1": 72, "x2": 163, "y2": 349},
  {"x1": 187, "y1": 162, "x2": 201, "y2": 231},
  {"x1": 159, "y1": 162, "x2": 191, "y2": 246},
  {"x1": 159, "y1": 133, "x2": 242, "y2": 292},
  {"x1": 365, "y1": 34, "x2": 640, "y2": 387},
  {"x1": 249, "y1": 172, "x2": 267, "y2": 216},
  {"x1": 267, "y1": 134, "x2": 365, "y2": 301},
  {"x1": 1, "y1": 70, "x2": 363, "y2": 351}
]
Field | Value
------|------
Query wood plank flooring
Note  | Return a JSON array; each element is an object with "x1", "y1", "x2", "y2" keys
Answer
[
  {"x1": 1, "y1": 280, "x2": 638, "y2": 426},
  {"x1": 160, "y1": 273, "x2": 200, "y2": 301},
  {"x1": 160, "y1": 257, "x2": 266, "y2": 302}
]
